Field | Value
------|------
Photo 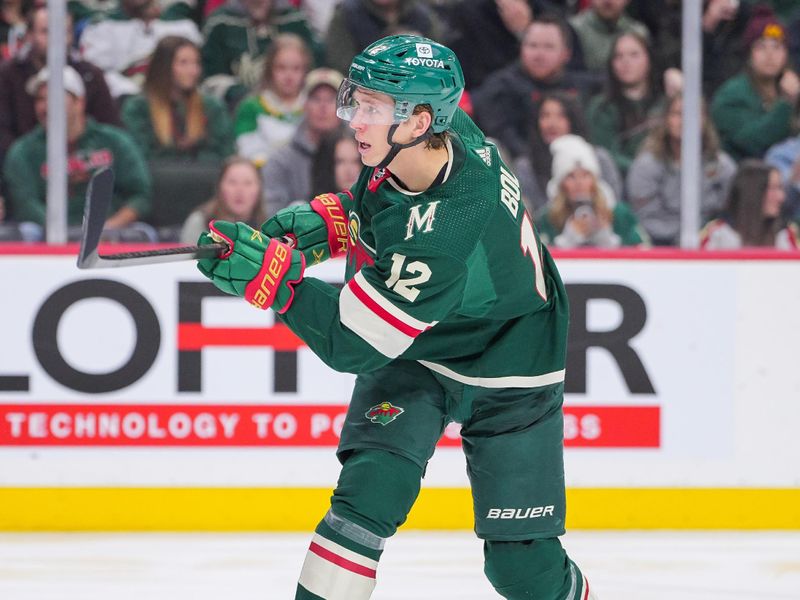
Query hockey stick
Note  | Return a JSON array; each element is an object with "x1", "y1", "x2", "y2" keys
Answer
[{"x1": 76, "y1": 167, "x2": 229, "y2": 269}]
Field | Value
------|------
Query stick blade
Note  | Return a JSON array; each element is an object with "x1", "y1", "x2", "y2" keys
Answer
[
  {"x1": 76, "y1": 167, "x2": 230, "y2": 268},
  {"x1": 77, "y1": 167, "x2": 115, "y2": 269}
]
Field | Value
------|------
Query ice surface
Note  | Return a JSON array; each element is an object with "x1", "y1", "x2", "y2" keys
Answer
[{"x1": 0, "y1": 530, "x2": 797, "y2": 599}]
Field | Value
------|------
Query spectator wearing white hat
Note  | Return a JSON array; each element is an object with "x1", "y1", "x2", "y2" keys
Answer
[
  {"x1": 535, "y1": 134, "x2": 647, "y2": 248},
  {"x1": 2, "y1": 65, "x2": 152, "y2": 235},
  {"x1": 0, "y1": 6, "x2": 120, "y2": 170}
]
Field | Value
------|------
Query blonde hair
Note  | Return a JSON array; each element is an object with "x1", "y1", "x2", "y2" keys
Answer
[
  {"x1": 642, "y1": 94, "x2": 720, "y2": 162},
  {"x1": 547, "y1": 177, "x2": 614, "y2": 232},
  {"x1": 144, "y1": 36, "x2": 206, "y2": 148},
  {"x1": 260, "y1": 33, "x2": 312, "y2": 93}
]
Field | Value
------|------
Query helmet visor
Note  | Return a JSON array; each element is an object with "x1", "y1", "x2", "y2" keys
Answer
[{"x1": 336, "y1": 79, "x2": 407, "y2": 126}]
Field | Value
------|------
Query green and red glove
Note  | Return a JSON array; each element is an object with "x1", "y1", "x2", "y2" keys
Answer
[
  {"x1": 197, "y1": 220, "x2": 305, "y2": 313},
  {"x1": 261, "y1": 193, "x2": 349, "y2": 266}
]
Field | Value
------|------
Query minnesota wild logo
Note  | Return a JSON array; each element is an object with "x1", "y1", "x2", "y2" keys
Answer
[{"x1": 365, "y1": 402, "x2": 404, "y2": 426}]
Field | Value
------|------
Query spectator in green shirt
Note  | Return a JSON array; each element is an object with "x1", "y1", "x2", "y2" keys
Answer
[
  {"x1": 2, "y1": 65, "x2": 151, "y2": 232},
  {"x1": 586, "y1": 31, "x2": 668, "y2": 176},
  {"x1": 569, "y1": 0, "x2": 650, "y2": 74},
  {"x1": 710, "y1": 7, "x2": 799, "y2": 161},
  {"x1": 121, "y1": 35, "x2": 234, "y2": 162}
]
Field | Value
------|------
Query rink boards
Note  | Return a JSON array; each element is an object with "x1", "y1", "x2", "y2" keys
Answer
[{"x1": 0, "y1": 246, "x2": 798, "y2": 530}]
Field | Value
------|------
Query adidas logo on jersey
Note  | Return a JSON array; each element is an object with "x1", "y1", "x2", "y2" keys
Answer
[{"x1": 474, "y1": 147, "x2": 492, "y2": 167}]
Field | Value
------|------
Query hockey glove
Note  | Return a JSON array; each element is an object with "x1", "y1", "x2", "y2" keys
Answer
[
  {"x1": 261, "y1": 193, "x2": 348, "y2": 265},
  {"x1": 197, "y1": 220, "x2": 305, "y2": 313}
]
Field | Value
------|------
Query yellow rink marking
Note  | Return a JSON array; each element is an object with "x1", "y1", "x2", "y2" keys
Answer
[{"x1": 0, "y1": 488, "x2": 797, "y2": 530}]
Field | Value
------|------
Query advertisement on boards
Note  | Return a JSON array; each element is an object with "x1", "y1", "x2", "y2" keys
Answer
[{"x1": 1, "y1": 251, "x2": 798, "y2": 489}]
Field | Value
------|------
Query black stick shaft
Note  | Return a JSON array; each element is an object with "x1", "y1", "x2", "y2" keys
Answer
[{"x1": 98, "y1": 242, "x2": 228, "y2": 261}]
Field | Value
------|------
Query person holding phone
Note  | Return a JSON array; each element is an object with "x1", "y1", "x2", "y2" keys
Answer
[{"x1": 536, "y1": 134, "x2": 646, "y2": 248}]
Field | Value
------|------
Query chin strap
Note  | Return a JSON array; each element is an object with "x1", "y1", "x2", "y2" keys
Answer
[{"x1": 376, "y1": 124, "x2": 434, "y2": 169}]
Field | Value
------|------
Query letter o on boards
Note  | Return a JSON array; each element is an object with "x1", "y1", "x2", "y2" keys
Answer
[{"x1": 33, "y1": 279, "x2": 160, "y2": 393}]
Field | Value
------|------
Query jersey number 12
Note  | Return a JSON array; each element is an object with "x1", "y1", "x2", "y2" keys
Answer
[{"x1": 385, "y1": 253, "x2": 431, "y2": 302}]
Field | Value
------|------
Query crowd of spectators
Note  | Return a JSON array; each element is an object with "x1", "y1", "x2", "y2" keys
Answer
[{"x1": 0, "y1": 0, "x2": 798, "y2": 250}]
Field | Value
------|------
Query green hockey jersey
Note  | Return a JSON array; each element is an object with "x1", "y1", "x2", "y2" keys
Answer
[{"x1": 279, "y1": 110, "x2": 569, "y2": 388}]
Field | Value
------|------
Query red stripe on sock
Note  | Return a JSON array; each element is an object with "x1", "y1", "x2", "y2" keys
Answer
[
  {"x1": 583, "y1": 577, "x2": 590, "y2": 600},
  {"x1": 309, "y1": 542, "x2": 377, "y2": 579}
]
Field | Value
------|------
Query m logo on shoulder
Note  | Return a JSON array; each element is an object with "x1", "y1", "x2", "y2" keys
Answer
[{"x1": 405, "y1": 201, "x2": 440, "y2": 240}]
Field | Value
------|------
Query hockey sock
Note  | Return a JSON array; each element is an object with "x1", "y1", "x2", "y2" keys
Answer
[
  {"x1": 296, "y1": 511, "x2": 385, "y2": 600},
  {"x1": 483, "y1": 538, "x2": 591, "y2": 599},
  {"x1": 296, "y1": 449, "x2": 423, "y2": 599}
]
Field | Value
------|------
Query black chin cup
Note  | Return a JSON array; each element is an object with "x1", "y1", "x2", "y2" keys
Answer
[{"x1": 376, "y1": 124, "x2": 434, "y2": 170}]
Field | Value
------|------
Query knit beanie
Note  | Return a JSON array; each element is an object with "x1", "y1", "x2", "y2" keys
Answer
[
  {"x1": 547, "y1": 134, "x2": 600, "y2": 200},
  {"x1": 743, "y1": 5, "x2": 786, "y2": 51}
]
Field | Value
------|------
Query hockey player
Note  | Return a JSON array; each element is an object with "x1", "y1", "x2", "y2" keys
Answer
[{"x1": 196, "y1": 35, "x2": 595, "y2": 600}]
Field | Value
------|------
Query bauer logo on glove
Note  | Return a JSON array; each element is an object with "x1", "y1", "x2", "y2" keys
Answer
[
  {"x1": 246, "y1": 241, "x2": 292, "y2": 309},
  {"x1": 197, "y1": 220, "x2": 305, "y2": 313},
  {"x1": 261, "y1": 192, "x2": 350, "y2": 265}
]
